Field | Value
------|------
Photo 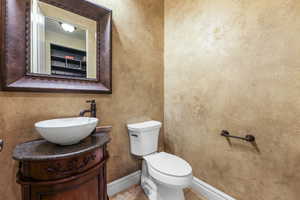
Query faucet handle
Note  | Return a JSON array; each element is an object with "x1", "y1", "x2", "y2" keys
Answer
[{"x1": 86, "y1": 100, "x2": 96, "y2": 104}]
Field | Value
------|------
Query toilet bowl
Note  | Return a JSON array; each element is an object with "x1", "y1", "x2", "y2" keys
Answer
[
  {"x1": 142, "y1": 152, "x2": 193, "y2": 200},
  {"x1": 127, "y1": 121, "x2": 193, "y2": 200}
]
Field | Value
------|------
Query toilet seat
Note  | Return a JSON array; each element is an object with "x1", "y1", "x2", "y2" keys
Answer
[
  {"x1": 145, "y1": 152, "x2": 192, "y2": 177},
  {"x1": 144, "y1": 152, "x2": 193, "y2": 188}
]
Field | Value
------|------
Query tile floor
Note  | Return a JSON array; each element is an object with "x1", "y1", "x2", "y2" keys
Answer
[{"x1": 110, "y1": 185, "x2": 205, "y2": 200}]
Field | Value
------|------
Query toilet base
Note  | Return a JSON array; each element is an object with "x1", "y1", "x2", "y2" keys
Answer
[
  {"x1": 141, "y1": 176, "x2": 185, "y2": 200},
  {"x1": 141, "y1": 160, "x2": 186, "y2": 200}
]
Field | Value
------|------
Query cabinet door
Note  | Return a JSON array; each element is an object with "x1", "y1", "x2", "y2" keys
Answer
[
  {"x1": 30, "y1": 164, "x2": 105, "y2": 200},
  {"x1": 41, "y1": 177, "x2": 99, "y2": 200}
]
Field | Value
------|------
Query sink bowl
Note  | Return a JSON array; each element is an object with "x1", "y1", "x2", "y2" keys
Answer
[{"x1": 35, "y1": 117, "x2": 98, "y2": 145}]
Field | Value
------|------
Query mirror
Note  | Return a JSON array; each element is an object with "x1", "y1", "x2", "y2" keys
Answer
[
  {"x1": 30, "y1": 0, "x2": 97, "y2": 79},
  {"x1": 0, "y1": 0, "x2": 112, "y2": 93}
]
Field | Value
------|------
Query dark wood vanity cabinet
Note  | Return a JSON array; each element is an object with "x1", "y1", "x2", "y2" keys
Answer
[{"x1": 13, "y1": 132, "x2": 110, "y2": 200}]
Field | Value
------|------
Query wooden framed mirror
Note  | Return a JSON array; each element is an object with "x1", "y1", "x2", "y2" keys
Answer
[{"x1": 0, "y1": 0, "x2": 112, "y2": 93}]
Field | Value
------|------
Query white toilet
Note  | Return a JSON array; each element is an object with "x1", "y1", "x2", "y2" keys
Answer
[{"x1": 127, "y1": 121, "x2": 193, "y2": 200}]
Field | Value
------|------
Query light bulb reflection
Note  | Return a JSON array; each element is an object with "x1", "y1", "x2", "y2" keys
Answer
[{"x1": 60, "y1": 23, "x2": 76, "y2": 33}]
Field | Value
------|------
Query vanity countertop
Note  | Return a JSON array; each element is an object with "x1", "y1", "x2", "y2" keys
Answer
[{"x1": 13, "y1": 126, "x2": 111, "y2": 161}]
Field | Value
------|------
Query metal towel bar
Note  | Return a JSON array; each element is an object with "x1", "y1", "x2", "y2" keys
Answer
[{"x1": 221, "y1": 130, "x2": 255, "y2": 142}]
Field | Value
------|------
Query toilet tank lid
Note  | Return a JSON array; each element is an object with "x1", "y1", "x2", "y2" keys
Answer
[{"x1": 127, "y1": 121, "x2": 162, "y2": 131}]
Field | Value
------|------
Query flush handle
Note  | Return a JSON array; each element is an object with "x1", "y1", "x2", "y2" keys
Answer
[
  {"x1": 0, "y1": 140, "x2": 3, "y2": 152},
  {"x1": 131, "y1": 134, "x2": 139, "y2": 138}
]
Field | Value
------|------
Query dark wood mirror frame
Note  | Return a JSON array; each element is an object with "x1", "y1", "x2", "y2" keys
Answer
[{"x1": 0, "y1": 0, "x2": 112, "y2": 93}]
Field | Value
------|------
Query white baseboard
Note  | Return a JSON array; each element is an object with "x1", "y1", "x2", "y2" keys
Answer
[
  {"x1": 107, "y1": 170, "x2": 141, "y2": 197},
  {"x1": 191, "y1": 177, "x2": 236, "y2": 200},
  {"x1": 107, "y1": 171, "x2": 236, "y2": 200}
]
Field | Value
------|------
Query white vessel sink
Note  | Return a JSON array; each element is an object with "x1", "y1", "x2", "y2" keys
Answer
[{"x1": 35, "y1": 117, "x2": 99, "y2": 145}]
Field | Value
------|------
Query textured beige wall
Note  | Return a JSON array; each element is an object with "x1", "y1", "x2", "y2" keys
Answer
[
  {"x1": 165, "y1": 0, "x2": 300, "y2": 200},
  {"x1": 0, "y1": 0, "x2": 164, "y2": 199}
]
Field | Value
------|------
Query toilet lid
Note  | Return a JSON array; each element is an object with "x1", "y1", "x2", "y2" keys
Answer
[{"x1": 146, "y1": 152, "x2": 192, "y2": 177}]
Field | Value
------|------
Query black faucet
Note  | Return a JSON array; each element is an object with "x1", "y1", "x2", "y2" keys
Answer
[{"x1": 79, "y1": 100, "x2": 97, "y2": 117}]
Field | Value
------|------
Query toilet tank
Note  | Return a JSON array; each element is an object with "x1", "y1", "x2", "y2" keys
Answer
[{"x1": 127, "y1": 121, "x2": 162, "y2": 156}]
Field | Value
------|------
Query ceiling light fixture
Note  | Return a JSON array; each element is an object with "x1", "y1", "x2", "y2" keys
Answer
[{"x1": 60, "y1": 22, "x2": 76, "y2": 33}]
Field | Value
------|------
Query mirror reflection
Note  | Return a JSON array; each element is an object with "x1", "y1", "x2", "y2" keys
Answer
[{"x1": 30, "y1": 0, "x2": 97, "y2": 79}]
